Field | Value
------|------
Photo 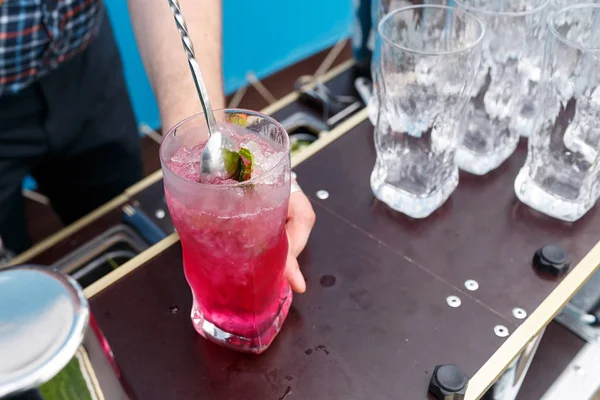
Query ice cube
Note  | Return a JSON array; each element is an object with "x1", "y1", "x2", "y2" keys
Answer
[
  {"x1": 241, "y1": 138, "x2": 265, "y2": 175},
  {"x1": 241, "y1": 140, "x2": 265, "y2": 166},
  {"x1": 253, "y1": 153, "x2": 284, "y2": 180},
  {"x1": 262, "y1": 153, "x2": 283, "y2": 172},
  {"x1": 171, "y1": 145, "x2": 204, "y2": 164}
]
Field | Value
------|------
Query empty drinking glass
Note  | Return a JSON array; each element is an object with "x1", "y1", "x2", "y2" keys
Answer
[
  {"x1": 455, "y1": 0, "x2": 551, "y2": 175},
  {"x1": 369, "y1": 1, "x2": 414, "y2": 125},
  {"x1": 371, "y1": 5, "x2": 484, "y2": 218},
  {"x1": 514, "y1": 4, "x2": 600, "y2": 222},
  {"x1": 369, "y1": 1, "x2": 449, "y2": 126}
]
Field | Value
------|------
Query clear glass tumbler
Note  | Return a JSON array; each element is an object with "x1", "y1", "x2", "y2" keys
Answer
[
  {"x1": 371, "y1": 5, "x2": 484, "y2": 218},
  {"x1": 368, "y1": 0, "x2": 449, "y2": 126},
  {"x1": 455, "y1": 0, "x2": 550, "y2": 175},
  {"x1": 369, "y1": 1, "x2": 412, "y2": 125},
  {"x1": 160, "y1": 110, "x2": 291, "y2": 353},
  {"x1": 515, "y1": 4, "x2": 600, "y2": 222}
]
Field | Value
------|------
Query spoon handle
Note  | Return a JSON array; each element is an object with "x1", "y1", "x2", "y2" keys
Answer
[{"x1": 167, "y1": 0, "x2": 218, "y2": 134}]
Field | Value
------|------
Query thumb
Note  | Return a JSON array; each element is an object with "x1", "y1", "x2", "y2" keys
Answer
[{"x1": 285, "y1": 251, "x2": 306, "y2": 294}]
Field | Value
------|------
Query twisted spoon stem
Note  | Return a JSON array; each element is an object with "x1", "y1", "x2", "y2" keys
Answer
[{"x1": 167, "y1": 0, "x2": 218, "y2": 134}]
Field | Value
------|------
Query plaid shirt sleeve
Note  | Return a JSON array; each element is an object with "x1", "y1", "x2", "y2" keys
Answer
[{"x1": 0, "y1": 0, "x2": 104, "y2": 96}]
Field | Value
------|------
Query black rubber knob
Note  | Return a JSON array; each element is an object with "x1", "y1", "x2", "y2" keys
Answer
[
  {"x1": 533, "y1": 244, "x2": 570, "y2": 276},
  {"x1": 429, "y1": 364, "x2": 467, "y2": 399}
]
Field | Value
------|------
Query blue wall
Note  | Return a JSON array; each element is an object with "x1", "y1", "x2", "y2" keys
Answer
[
  {"x1": 104, "y1": 0, "x2": 353, "y2": 130},
  {"x1": 23, "y1": 0, "x2": 353, "y2": 191},
  {"x1": 23, "y1": 0, "x2": 352, "y2": 189}
]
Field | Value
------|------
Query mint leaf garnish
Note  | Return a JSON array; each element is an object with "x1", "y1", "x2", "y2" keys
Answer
[
  {"x1": 222, "y1": 148, "x2": 241, "y2": 178},
  {"x1": 221, "y1": 147, "x2": 254, "y2": 182},
  {"x1": 238, "y1": 147, "x2": 254, "y2": 182}
]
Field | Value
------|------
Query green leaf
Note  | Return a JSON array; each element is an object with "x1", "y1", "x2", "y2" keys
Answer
[
  {"x1": 222, "y1": 148, "x2": 241, "y2": 178},
  {"x1": 238, "y1": 147, "x2": 254, "y2": 182},
  {"x1": 221, "y1": 147, "x2": 254, "y2": 182},
  {"x1": 39, "y1": 353, "x2": 95, "y2": 400}
]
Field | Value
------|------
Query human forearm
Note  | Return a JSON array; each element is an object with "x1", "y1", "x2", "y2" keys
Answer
[{"x1": 127, "y1": 0, "x2": 224, "y2": 131}]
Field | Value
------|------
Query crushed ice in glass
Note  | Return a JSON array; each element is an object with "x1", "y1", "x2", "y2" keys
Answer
[{"x1": 167, "y1": 122, "x2": 281, "y2": 184}]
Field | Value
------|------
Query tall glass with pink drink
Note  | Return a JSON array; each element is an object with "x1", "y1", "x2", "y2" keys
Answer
[{"x1": 160, "y1": 110, "x2": 291, "y2": 354}]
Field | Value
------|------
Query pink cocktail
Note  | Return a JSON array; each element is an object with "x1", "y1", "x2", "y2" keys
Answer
[{"x1": 160, "y1": 110, "x2": 291, "y2": 354}]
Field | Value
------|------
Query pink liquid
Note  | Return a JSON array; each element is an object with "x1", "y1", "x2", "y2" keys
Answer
[{"x1": 165, "y1": 135, "x2": 291, "y2": 353}]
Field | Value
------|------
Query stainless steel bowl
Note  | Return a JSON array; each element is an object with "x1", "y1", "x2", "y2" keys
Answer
[{"x1": 0, "y1": 265, "x2": 132, "y2": 399}]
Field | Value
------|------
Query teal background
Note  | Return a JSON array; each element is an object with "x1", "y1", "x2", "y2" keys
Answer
[
  {"x1": 23, "y1": 0, "x2": 353, "y2": 191},
  {"x1": 104, "y1": 0, "x2": 354, "y2": 130}
]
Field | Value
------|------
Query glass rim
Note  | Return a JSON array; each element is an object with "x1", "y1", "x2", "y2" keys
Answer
[
  {"x1": 378, "y1": 5, "x2": 486, "y2": 56},
  {"x1": 549, "y1": 4, "x2": 600, "y2": 53},
  {"x1": 159, "y1": 108, "x2": 290, "y2": 188},
  {"x1": 454, "y1": 0, "x2": 551, "y2": 17}
]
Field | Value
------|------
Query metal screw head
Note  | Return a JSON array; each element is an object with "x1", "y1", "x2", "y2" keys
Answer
[
  {"x1": 464, "y1": 280, "x2": 479, "y2": 291},
  {"x1": 446, "y1": 296, "x2": 461, "y2": 308},
  {"x1": 494, "y1": 325, "x2": 510, "y2": 338},
  {"x1": 155, "y1": 209, "x2": 166, "y2": 219},
  {"x1": 316, "y1": 190, "x2": 329, "y2": 200},
  {"x1": 512, "y1": 308, "x2": 527, "y2": 320}
]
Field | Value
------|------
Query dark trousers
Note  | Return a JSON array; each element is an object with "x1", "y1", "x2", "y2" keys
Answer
[{"x1": 0, "y1": 14, "x2": 143, "y2": 254}]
